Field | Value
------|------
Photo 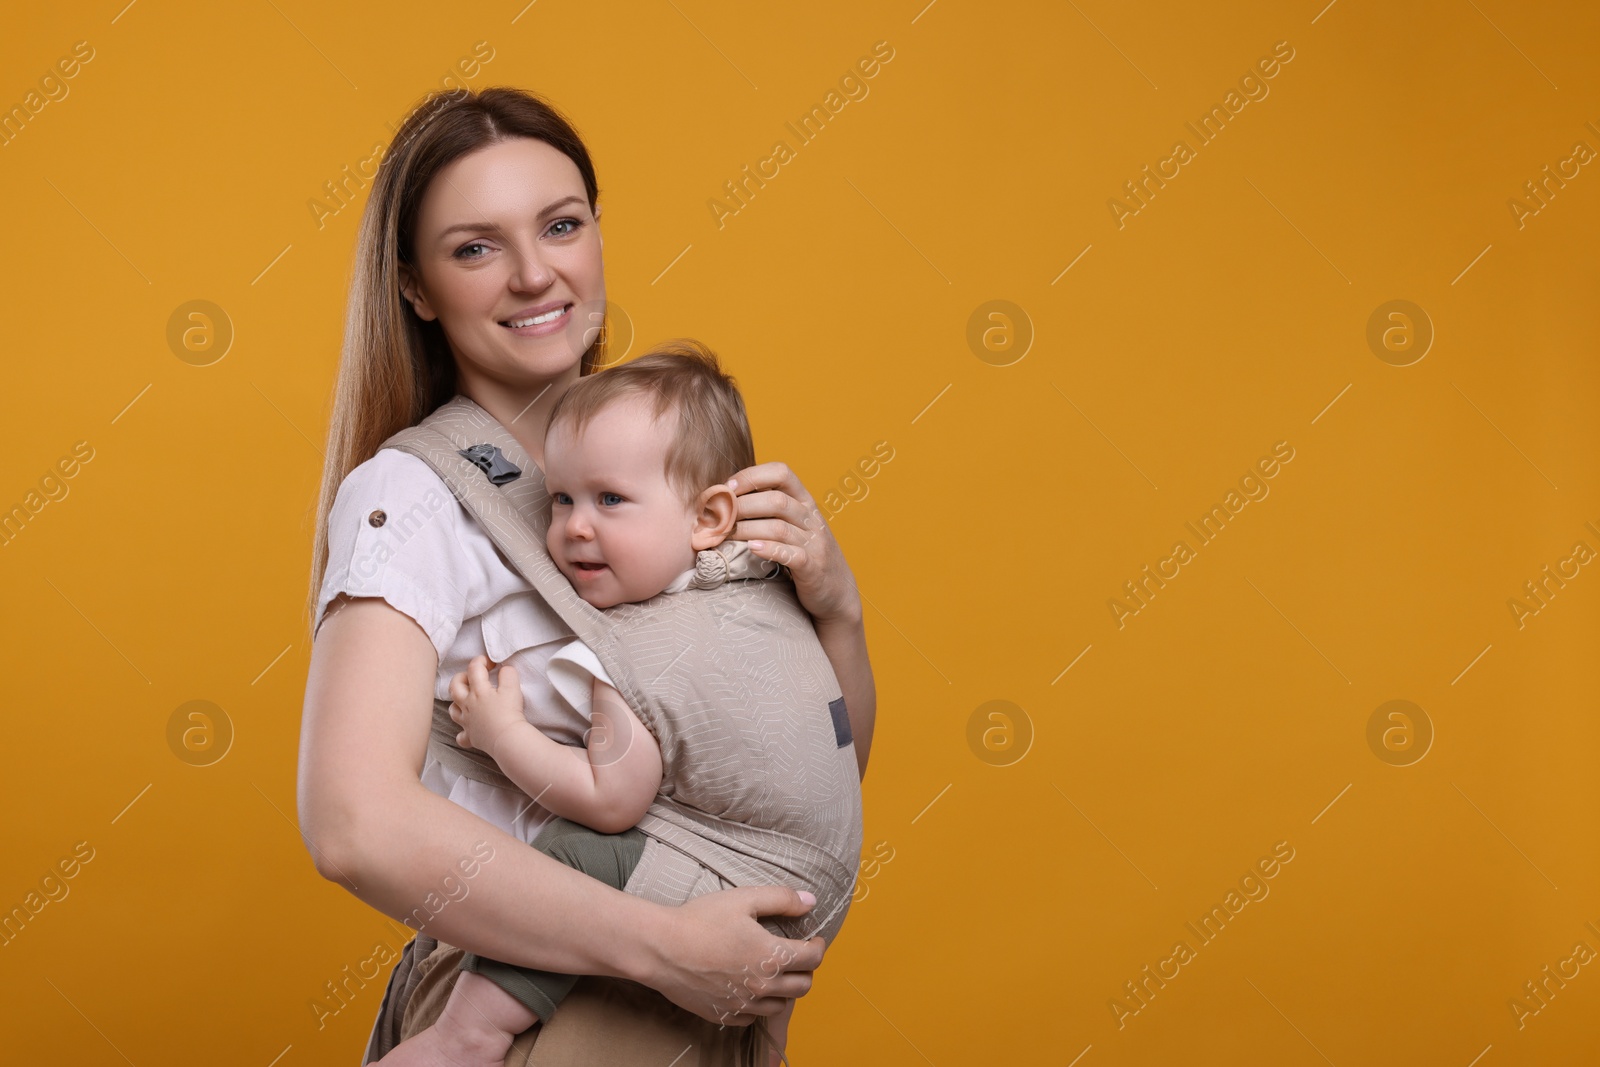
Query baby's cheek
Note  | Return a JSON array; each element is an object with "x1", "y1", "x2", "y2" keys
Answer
[{"x1": 639, "y1": 546, "x2": 682, "y2": 596}]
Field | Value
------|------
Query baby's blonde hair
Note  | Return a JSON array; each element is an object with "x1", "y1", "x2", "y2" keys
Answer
[{"x1": 545, "y1": 338, "x2": 756, "y2": 505}]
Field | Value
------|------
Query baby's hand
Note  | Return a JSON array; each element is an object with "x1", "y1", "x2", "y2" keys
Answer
[{"x1": 448, "y1": 655, "x2": 525, "y2": 758}]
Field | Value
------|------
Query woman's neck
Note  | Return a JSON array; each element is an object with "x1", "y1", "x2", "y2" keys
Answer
[{"x1": 459, "y1": 370, "x2": 580, "y2": 472}]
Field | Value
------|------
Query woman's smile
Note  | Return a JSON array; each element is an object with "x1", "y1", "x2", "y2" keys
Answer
[{"x1": 501, "y1": 301, "x2": 573, "y2": 335}]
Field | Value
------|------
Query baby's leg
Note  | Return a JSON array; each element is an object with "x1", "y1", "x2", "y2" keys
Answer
[
  {"x1": 381, "y1": 817, "x2": 648, "y2": 1065},
  {"x1": 373, "y1": 969, "x2": 536, "y2": 1067}
]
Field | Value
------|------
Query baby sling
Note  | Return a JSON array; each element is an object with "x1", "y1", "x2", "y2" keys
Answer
[{"x1": 361, "y1": 394, "x2": 864, "y2": 1065}]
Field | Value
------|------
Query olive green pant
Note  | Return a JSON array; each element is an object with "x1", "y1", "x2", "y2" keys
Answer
[{"x1": 459, "y1": 816, "x2": 647, "y2": 1021}]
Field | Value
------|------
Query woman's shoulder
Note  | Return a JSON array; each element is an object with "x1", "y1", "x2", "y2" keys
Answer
[
  {"x1": 335, "y1": 447, "x2": 453, "y2": 508},
  {"x1": 334, "y1": 446, "x2": 527, "y2": 548},
  {"x1": 327, "y1": 446, "x2": 534, "y2": 575},
  {"x1": 318, "y1": 447, "x2": 535, "y2": 652}
]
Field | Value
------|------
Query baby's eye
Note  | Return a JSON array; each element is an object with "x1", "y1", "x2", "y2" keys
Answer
[
  {"x1": 600, "y1": 492, "x2": 624, "y2": 506},
  {"x1": 552, "y1": 492, "x2": 571, "y2": 505}
]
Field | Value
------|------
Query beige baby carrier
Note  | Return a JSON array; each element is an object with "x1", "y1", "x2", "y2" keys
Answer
[{"x1": 361, "y1": 395, "x2": 864, "y2": 1066}]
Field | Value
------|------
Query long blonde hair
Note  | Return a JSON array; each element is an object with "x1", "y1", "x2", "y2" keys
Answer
[{"x1": 306, "y1": 86, "x2": 606, "y2": 632}]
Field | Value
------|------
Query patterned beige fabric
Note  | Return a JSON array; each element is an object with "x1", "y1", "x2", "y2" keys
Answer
[{"x1": 383, "y1": 393, "x2": 864, "y2": 944}]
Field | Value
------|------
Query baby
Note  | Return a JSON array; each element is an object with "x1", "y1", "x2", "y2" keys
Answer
[{"x1": 378, "y1": 340, "x2": 862, "y2": 1067}]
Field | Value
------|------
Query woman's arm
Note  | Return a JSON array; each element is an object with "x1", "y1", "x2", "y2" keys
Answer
[
  {"x1": 726, "y1": 463, "x2": 878, "y2": 778},
  {"x1": 448, "y1": 657, "x2": 663, "y2": 834},
  {"x1": 298, "y1": 594, "x2": 824, "y2": 1023},
  {"x1": 812, "y1": 611, "x2": 875, "y2": 779}
]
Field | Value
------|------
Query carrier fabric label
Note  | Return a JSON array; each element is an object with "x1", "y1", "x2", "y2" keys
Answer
[{"x1": 829, "y1": 697, "x2": 852, "y2": 748}]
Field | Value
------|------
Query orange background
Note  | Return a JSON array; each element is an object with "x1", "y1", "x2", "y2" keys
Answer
[{"x1": 2, "y1": 1, "x2": 1597, "y2": 1063}]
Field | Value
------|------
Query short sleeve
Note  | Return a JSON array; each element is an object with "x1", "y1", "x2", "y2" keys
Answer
[
  {"x1": 545, "y1": 638, "x2": 618, "y2": 724},
  {"x1": 313, "y1": 450, "x2": 474, "y2": 661}
]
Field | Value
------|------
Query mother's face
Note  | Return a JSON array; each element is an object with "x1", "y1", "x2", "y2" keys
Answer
[{"x1": 400, "y1": 137, "x2": 604, "y2": 390}]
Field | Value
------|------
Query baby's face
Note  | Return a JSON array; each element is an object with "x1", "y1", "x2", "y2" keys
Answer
[{"x1": 544, "y1": 394, "x2": 701, "y2": 609}]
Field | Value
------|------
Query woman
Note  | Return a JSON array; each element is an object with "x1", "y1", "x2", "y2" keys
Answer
[{"x1": 297, "y1": 86, "x2": 877, "y2": 1062}]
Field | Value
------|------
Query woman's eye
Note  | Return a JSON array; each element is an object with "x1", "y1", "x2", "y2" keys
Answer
[
  {"x1": 454, "y1": 241, "x2": 491, "y2": 260},
  {"x1": 548, "y1": 218, "x2": 581, "y2": 238},
  {"x1": 600, "y1": 492, "x2": 623, "y2": 506}
]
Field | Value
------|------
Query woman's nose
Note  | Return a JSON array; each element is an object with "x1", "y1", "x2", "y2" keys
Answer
[{"x1": 509, "y1": 243, "x2": 553, "y2": 292}]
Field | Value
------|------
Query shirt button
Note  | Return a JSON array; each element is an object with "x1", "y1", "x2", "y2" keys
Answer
[{"x1": 368, "y1": 509, "x2": 387, "y2": 528}]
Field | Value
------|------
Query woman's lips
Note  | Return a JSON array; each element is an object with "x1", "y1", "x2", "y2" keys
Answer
[{"x1": 500, "y1": 304, "x2": 571, "y2": 336}]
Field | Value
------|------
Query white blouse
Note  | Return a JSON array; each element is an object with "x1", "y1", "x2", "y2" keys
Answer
[{"x1": 313, "y1": 448, "x2": 622, "y2": 846}]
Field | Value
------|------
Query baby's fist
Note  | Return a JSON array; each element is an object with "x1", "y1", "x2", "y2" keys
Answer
[{"x1": 449, "y1": 656, "x2": 523, "y2": 755}]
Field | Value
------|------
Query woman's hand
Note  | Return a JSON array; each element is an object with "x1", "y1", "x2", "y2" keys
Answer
[
  {"x1": 727, "y1": 462, "x2": 862, "y2": 627},
  {"x1": 641, "y1": 885, "x2": 828, "y2": 1025}
]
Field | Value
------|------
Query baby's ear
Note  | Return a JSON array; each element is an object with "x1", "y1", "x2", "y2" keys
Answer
[{"x1": 690, "y1": 484, "x2": 737, "y2": 550}]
